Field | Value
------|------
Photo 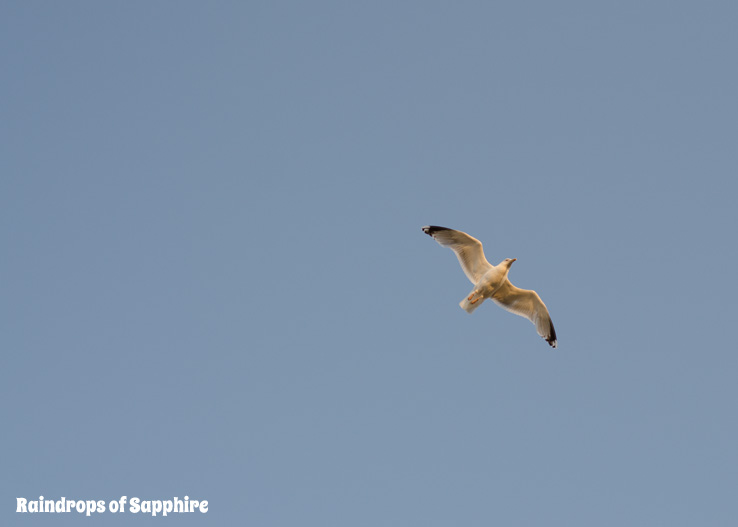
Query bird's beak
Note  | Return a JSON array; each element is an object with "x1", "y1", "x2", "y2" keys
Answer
[{"x1": 511, "y1": 258, "x2": 517, "y2": 262}]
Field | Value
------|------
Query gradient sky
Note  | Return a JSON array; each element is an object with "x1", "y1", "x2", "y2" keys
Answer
[{"x1": 3, "y1": 2, "x2": 738, "y2": 526}]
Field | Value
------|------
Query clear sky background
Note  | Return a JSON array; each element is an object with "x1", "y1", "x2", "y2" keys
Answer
[{"x1": 2, "y1": 1, "x2": 737, "y2": 526}]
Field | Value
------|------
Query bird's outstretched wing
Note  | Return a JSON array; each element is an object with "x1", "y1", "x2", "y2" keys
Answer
[
  {"x1": 422, "y1": 225, "x2": 493, "y2": 284},
  {"x1": 491, "y1": 280, "x2": 557, "y2": 348}
]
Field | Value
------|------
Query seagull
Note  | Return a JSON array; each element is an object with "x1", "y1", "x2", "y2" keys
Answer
[{"x1": 422, "y1": 225, "x2": 557, "y2": 348}]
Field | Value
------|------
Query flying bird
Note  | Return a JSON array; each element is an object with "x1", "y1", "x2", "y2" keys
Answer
[{"x1": 422, "y1": 225, "x2": 557, "y2": 348}]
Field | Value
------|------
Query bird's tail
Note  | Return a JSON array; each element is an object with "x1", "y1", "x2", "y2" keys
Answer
[{"x1": 459, "y1": 296, "x2": 484, "y2": 314}]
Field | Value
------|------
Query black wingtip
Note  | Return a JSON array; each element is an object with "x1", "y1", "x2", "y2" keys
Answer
[
  {"x1": 546, "y1": 320, "x2": 558, "y2": 348},
  {"x1": 421, "y1": 225, "x2": 451, "y2": 236}
]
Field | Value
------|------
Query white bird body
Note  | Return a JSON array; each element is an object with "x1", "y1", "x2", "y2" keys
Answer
[
  {"x1": 422, "y1": 225, "x2": 557, "y2": 348},
  {"x1": 459, "y1": 263, "x2": 511, "y2": 313}
]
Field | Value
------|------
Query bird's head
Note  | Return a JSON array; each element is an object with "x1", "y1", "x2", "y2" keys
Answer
[{"x1": 503, "y1": 258, "x2": 517, "y2": 268}]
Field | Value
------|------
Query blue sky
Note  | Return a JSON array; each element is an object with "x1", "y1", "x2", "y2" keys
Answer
[{"x1": 2, "y1": 1, "x2": 737, "y2": 525}]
